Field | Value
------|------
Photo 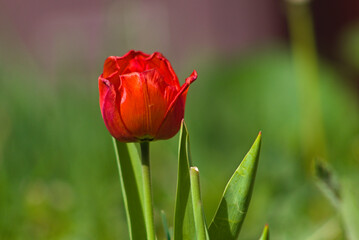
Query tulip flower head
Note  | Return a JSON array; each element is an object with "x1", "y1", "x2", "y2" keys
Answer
[{"x1": 99, "y1": 50, "x2": 197, "y2": 142}]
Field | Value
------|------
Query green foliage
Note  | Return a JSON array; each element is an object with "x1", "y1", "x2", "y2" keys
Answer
[
  {"x1": 259, "y1": 224, "x2": 269, "y2": 240},
  {"x1": 190, "y1": 167, "x2": 209, "y2": 240},
  {"x1": 314, "y1": 159, "x2": 341, "y2": 207},
  {"x1": 315, "y1": 160, "x2": 359, "y2": 240},
  {"x1": 112, "y1": 140, "x2": 146, "y2": 240},
  {"x1": 208, "y1": 132, "x2": 262, "y2": 240},
  {"x1": 1, "y1": 43, "x2": 359, "y2": 239},
  {"x1": 174, "y1": 123, "x2": 261, "y2": 240},
  {"x1": 160, "y1": 210, "x2": 171, "y2": 240},
  {"x1": 341, "y1": 181, "x2": 359, "y2": 240},
  {"x1": 173, "y1": 122, "x2": 196, "y2": 240}
]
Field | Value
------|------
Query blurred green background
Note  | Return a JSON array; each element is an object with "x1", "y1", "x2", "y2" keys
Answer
[{"x1": 1, "y1": 0, "x2": 359, "y2": 239}]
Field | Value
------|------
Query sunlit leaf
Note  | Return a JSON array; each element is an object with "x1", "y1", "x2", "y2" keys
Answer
[
  {"x1": 113, "y1": 139, "x2": 146, "y2": 240},
  {"x1": 173, "y1": 121, "x2": 196, "y2": 240},
  {"x1": 208, "y1": 132, "x2": 262, "y2": 240}
]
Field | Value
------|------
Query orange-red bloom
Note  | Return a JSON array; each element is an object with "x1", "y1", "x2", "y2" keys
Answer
[{"x1": 99, "y1": 50, "x2": 197, "y2": 142}]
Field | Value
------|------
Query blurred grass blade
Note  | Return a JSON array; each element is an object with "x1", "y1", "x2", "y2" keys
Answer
[
  {"x1": 161, "y1": 210, "x2": 171, "y2": 240},
  {"x1": 314, "y1": 160, "x2": 359, "y2": 240},
  {"x1": 259, "y1": 224, "x2": 269, "y2": 240},
  {"x1": 314, "y1": 158, "x2": 341, "y2": 208},
  {"x1": 173, "y1": 121, "x2": 196, "y2": 240},
  {"x1": 340, "y1": 180, "x2": 359, "y2": 240},
  {"x1": 190, "y1": 167, "x2": 209, "y2": 240},
  {"x1": 113, "y1": 139, "x2": 146, "y2": 240},
  {"x1": 208, "y1": 132, "x2": 262, "y2": 240}
]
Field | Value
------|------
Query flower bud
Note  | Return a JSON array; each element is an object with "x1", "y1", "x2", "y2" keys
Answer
[{"x1": 99, "y1": 50, "x2": 197, "y2": 142}]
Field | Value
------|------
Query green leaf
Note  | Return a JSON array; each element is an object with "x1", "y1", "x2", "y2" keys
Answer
[
  {"x1": 190, "y1": 167, "x2": 209, "y2": 240},
  {"x1": 173, "y1": 121, "x2": 196, "y2": 240},
  {"x1": 208, "y1": 132, "x2": 262, "y2": 240},
  {"x1": 314, "y1": 160, "x2": 359, "y2": 240},
  {"x1": 340, "y1": 180, "x2": 359, "y2": 240},
  {"x1": 161, "y1": 210, "x2": 171, "y2": 240},
  {"x1": 113, "y1": 139, "x2": 146, "y2": 240},
  {"x1": 314, "y1": 158, "x2": 341, "y2": 208},
  {"x1": 259, "y1": 224, "x2": 269, "y2": 240}
]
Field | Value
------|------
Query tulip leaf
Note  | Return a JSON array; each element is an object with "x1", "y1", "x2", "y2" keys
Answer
[
  {"x1": 340, "y1": 180, "x2": 359, "y2": 240},
  {"x1": 259, "y1": 224, "x2": 270, "y2": 240},
  {"x1": 113, "y1": 139, "x2": 146, "y2": 240},
  {"x1": 208, "y1": 132, "x2": 262, "y2": 240},
  {"x1": 190, "y1": 167, "x2": 210, "y2": 240},
  {"x1": 173, "y1": 121, "x2": 196, "y2": 240},
  {"x1": 161, "y1": 210, "x2": 171, "y2": 240}
]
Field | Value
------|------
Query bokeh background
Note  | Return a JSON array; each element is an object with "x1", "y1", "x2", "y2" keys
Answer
[{"x1": 1, "y1": 0, "x2": 359, "y2": 239}]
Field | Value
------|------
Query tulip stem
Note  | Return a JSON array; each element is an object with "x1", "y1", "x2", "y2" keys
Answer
[{"x1": 140, "y1": 142, "x2": 155, "y2": 240}]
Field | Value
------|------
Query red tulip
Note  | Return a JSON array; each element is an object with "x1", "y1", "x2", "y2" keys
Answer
[{"x1": 99, "y1": 50, "x2": 197, "y2": 142}]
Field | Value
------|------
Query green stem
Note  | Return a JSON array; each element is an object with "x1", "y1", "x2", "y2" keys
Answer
[
  {"x1": 140, "y1": 142, "x2": 155, "y2": 240},
  {"x1": 190, "y1": 167, "x2": 207, "y2": 240},
  {"x1": 286, "y1": 1, "x2": 327, "y2": 167}
]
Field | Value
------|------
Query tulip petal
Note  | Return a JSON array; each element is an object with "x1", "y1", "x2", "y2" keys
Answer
[
  {"x1": 155, "y1": 95, "x2": 185, "y2": 140},
  {"x1": 105, "y1": 51, "x2": 180, "y2": 89},
  {"x1": 112, "y1": 51, "x2": 180, "y2": 89},
  {"x1": 146, "y1": 71, "x2": 178, "y2": 136},
  {"x1": 99, "y1": 77, "x2": 136, "y2": 142},
  {"x1": 181, "y1": 70, "x2": 198, "y2": 102},
  {"x1": 156, "y1": 70, "x2": 197, "y2": 139},
  {"x1": 103, "y1": 56, "x2": 119, "y2": 78},
  {"x1": 99, "y1": 51, "x2": 196, "y2": 142},
  {"x1": 145, "y1": 52, "x2": 180, "y2": 89},
  {"x1": 116, "y1": 50, "x2": 150, "y2": 75},
  {"x1": 119, "y1": 70, "x2": 174, "y2": 140}
]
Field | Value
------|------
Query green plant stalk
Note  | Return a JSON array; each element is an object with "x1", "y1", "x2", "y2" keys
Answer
[
  {"x1": 173, "y1": 121, "x2": 196, "y2": 239},
  {"x1": 286, "y1": 1, "x2": 327, "y2": 165},
  {"x1": 190, "y1": 167, "x2": 207, "y2": 240},
  {"x1": 140, "y1": 142, "x2": 155, "y2": 240}
]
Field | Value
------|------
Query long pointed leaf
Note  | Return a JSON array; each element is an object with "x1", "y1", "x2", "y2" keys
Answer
[
  {"x1": 259, "y1": 224, "x2": 269, "y2": 240},
  {"x1": 173, "y1": 121, "x2": 196, "y2": 240},
  {"x1": 208, "y1": 132, "x2": 262, "y2": 240},
  {"x1": 113, "y1": 139, "x2": 146, "y2": 240}
]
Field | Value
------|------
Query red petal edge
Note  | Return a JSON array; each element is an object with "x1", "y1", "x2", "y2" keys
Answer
[
  {"x1": 155, "y1": 70, "x2": 198, "y2": 139},
  {"x1": 99, "y1": 76, "x2": 136, "y2": 142}
]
